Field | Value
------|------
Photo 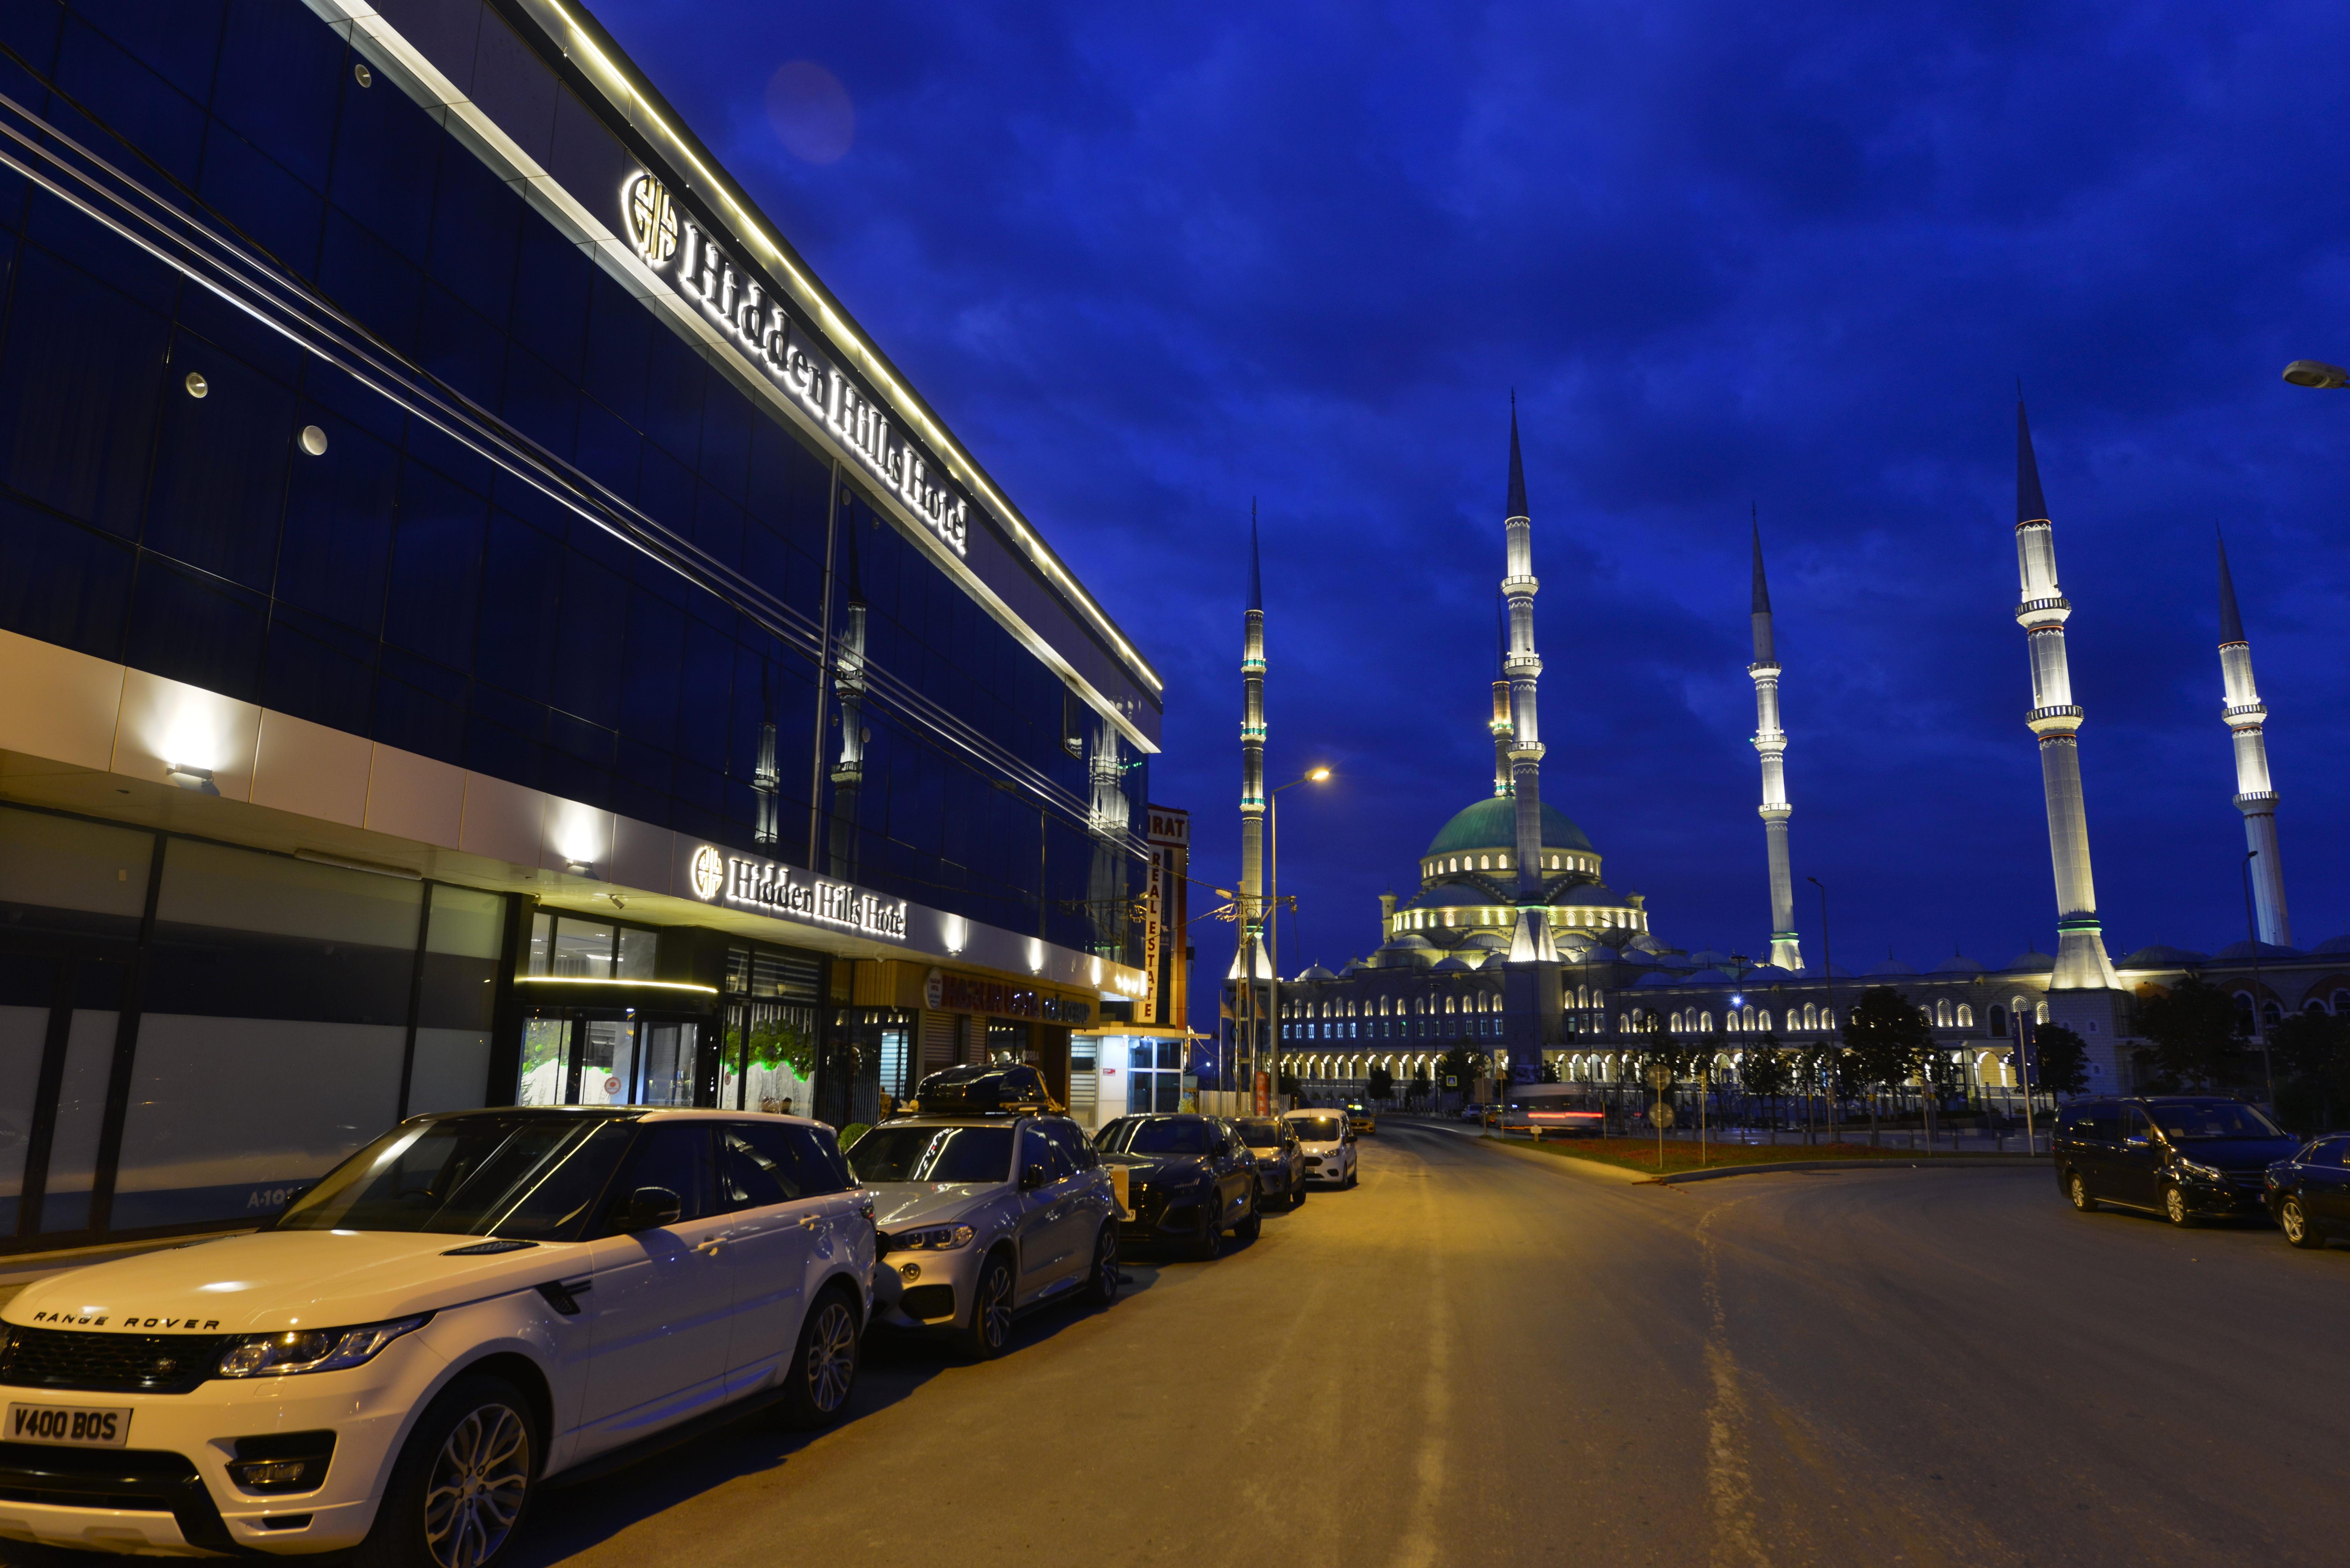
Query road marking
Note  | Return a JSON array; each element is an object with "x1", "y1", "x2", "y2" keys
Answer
[
  {"x1": 1386, "y1": 1143, "x2": 1452, "y2": 1568},
  {"x1": 1698, "y1": 1203, "x2": 1770, "y2": 1568}
]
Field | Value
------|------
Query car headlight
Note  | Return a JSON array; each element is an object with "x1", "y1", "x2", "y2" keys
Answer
[
  {"x1": 886, "y1": 1224, "x2": 976, "y2": 1254},
  {"x1": 2176, "y1": 1160, "x2": 2227, "y2": 1184},
  {"x1": 217, "y1": 1316, "x2": 428, "y2": 1379}
]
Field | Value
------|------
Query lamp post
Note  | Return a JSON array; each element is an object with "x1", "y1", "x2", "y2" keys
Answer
[
  {"x1": 2282, "y1": 359, "x2": 2350, "y2": 389},
  {"x1": 2243, "y1": 848, "x2": 2279, "y2": 1111},
  {"x1": 1265, "y1": 767, "x2": 1330, "y2": 1112},
  {"x1": 1807, "y1": 876, "x2": 1833, "y2": 1146}
]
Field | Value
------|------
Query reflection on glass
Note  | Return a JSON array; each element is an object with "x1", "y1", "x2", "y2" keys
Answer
[
  {"x1": 721, "y1": 1001, "x2": 815, "y2": 1115},
  {"x1": 518, "y1": 1017, "x2": 570, "y2": 1105},
  {"x1": 617, "y1": 927, "x2": 657, "y2": 980},
  {"x1": 577, "y1": 1020, "x2": 637, "y2": 1104},
  {"x1": 637, "y1": 1023, "x2": 696, "y2": 1106},
  {"x1": 552, "y1": 918, "x2": 617, "y2": 977}
]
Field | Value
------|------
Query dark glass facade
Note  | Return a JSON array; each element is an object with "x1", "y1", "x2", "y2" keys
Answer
[{"x1": 0, "y1": 0, "x2": 1152, "y2": 952}]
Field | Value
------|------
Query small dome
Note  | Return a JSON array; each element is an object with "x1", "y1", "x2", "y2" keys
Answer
[
  {"x1": 2117, "y1": 945, "x2": 2207, "y2": 968},
  {"x1": 1685, "y1": 949, "x2": 1737, "y2": 967},
  {"x1": 1866, "y1": 957, "x2": 1918, "y2": 977},
  {"x1": 1342, "y1": 958, "x2": 1371, "y2": 974},
  {"x1": 1743, "y1": 964, "x2": 1793, "y2": 980},
  {"x1": 1627, "y1": 933, "x2": 1669, "y2": 954},
  {"x1": 1632, "y1": 971, "x2": 1681, "y2": 988},
  {"x1": 1432, "y1": 956, "x2": 1474, "y2": 971},
  {"x1": 2309, "y1": 935, "x2": 2350, "y2": 955},
  {"x1": 1425, "y1": 797, "x2": 1596, "y2": 858},
  {"x1": 2212, "y1": 939, "x2": 2301, "y2": 960},
  {"x1": 1614, "y1": 947, "x2": 1657, "y2": 967},
  {"x1": 1929, "y1": 954, "x2": 1986, "y2": 975},
  {"x1": 1685, "y1": 968, "x2": 1737, "y2": 984},
  {"x1": 1652, "y1": 951, "x2": 1699, "y2": 971},
  {"x1": 1462, "y1": 932, "x2": 1509, "y2": 951},
  {"x1": 1295, "y1": 964, "x2": 1338, "y2": 982},
  {"x1": 1787, "y1": 962, "x2": 1855, "y2": 978},
  {"x1": 1386, "y1": 933, "x2": 1434, "y2": 950},
  {"x1": 2005, "y1": 949, "x2": 2056, "y2": 973}
]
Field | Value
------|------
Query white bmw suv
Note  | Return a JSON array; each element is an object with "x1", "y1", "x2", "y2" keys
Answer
[{"x1": 0, "y1": 1106, "x2": 872, "y2": 1567}]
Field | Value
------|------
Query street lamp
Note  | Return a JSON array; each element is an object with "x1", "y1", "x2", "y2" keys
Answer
[
  {"x1": 1263, "y1": 767, "x2": 1331, "y2": 1110},
  {"x1": 2282, "y1": 359, "x2": 2350, "y2": 389}
]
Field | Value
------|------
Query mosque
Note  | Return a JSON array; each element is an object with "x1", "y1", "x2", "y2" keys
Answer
[{"x1": 1227, "y1": 403, "x2": 2350, "y2": 1102}]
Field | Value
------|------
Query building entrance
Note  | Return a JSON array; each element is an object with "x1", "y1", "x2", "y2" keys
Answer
[
  {"x1": 0, "y1": 950, "x2": 127, "y2": 1239},
  {"x1": 516, "y1": 1010, "x2": 709, "y2": 1107}
]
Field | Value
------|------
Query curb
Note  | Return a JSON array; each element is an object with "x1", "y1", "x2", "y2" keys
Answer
[{"x1": 1649, "y1": 1156, "x2": 2049, "y2": 1184}]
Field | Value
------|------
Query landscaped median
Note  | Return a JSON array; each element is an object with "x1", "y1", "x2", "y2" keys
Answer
[{"x1": 1489, "y1": 1135, "x2": 2046, "y2": 1182}]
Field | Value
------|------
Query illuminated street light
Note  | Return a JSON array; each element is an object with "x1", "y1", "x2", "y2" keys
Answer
[
  {"x1": 1266, "y1": 767, "x2": 1333, "y2": 1106},
  {"x1": 2282, "y1": 359, "x2": 2350, "y2": 389}
]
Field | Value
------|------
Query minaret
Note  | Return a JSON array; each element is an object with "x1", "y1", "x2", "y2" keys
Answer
[
  {"x1": 1239, "y1": 505, "x2": 1267, "y2": 930},
  {"x1": 1748, "y1": 516, "x2": 1800, "y2": 971},
  {"x1": 2013, "y1": 401, "x2": 2119, "y2": 990},
  {"x1": 1501, "y1": 400, "x2": 1557, "y2": 966},
  {"x1": 2218, "y1": 532, "x2": 2289, "y2": 945}
]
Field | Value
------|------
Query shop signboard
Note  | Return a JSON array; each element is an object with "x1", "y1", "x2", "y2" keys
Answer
[{"x1": 922, "y1": 967, "x2": 1090, "y2": 1026}]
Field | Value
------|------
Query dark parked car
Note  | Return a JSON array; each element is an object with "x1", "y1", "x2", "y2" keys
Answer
[
  {"x1": 2263, "y1": 1134, "x2": 2350, "y2": 1248},
  {"x1": 1095, "y1": 1114, "x2": 1262, "y2": 1258},
  {"x1": 1235, "y1": 1116, "x2": 1308, "y2": 1209},
  {"x1": 2054, "y1": 1096, "x2": 2301, "y2": 1225}
]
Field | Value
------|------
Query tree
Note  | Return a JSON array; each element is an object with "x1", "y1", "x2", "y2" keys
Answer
[
  {"x1": 1740, "y1": 1038, "x2": 1790, "y2": 1145},
  {"x1": 2270, "y1": 1010, "x2": 2350, "y2": 1129},
  {"x1": 1367, "y1": 1064, "x2": 1395, "y2": 1106},
  {"x1": 2133, "y1": 976, "x2": 2245, "y2": 1092},
  {"x1": 1843, "y1": 987, "x2": 1932, "y2": 1147},
  {"x1": 1410, "y1": 1064, "x2": 1431, "y2": 1108},
  {"x1": 1539, "y1": 1058, "x2": 1561, "y2": 1084},
  {"x1": 1436, "y1": 1046, "x2": 1475, "y2": 1102},
  {"x1": 2030, "y1": 1023, "x2": 2090, "y2": 1099}
]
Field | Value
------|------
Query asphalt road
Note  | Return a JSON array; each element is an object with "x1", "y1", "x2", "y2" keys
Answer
[{"x1": 503, "y1": 1122, "x2": 2350, "y2": 1567}]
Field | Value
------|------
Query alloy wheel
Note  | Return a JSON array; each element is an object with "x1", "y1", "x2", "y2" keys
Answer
[
  {"x1": 804, "y1": 1300, "x2": 858, "y2": 1413},
  {"x1": 1095, "y1": 1226, "x2": 1121, "y2": 1303},
  {"x1": 979, "y1": 1261, "x2": 1014, "y2": 1350},
  {"x1": 422, "y1": 1403, "x2": 531, "y2": 1568},
  {"x1": 2283, "y1": 1195, "x2": 2323, "y2": 1249},
  {"x1": 2164, "y1": 1186, "x2": 2190, "y2": 1225}
]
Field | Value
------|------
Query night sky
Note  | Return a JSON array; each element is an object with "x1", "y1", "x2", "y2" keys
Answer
[{"x1": 595, "y1": 1, "x2": 2350, "y2": 1025}]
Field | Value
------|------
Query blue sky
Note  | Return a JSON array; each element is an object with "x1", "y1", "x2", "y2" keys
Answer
[{"x1": 595, "y1": 0, "x2": 2350, "y2": 1014}]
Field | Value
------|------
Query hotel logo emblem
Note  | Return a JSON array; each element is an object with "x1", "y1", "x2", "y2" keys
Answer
[
  {"x1": 623, "y1": 172, "x2": 679, "y2": 266},
  {"x1": 689, "y1": 844, "x2": 725, "y2": 901}
]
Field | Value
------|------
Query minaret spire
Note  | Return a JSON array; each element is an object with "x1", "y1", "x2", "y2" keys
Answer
[
  {"x1": 1239, "y1": 500, "x2": 1267, "y2": 936},
  {"x1": 2013, "y1": 400, "x2": 2119, "y2": 990},
  {"x1": 1490, "y1": 592, "x2": 1513, "y2": 796},
  {"x1": 1501, "y1": 396, "x2": 1557, "y2": 970},
  {"x1": 2217, "y1": 530, "x2": 2289, "y2": 945},
  {"x1": 1748, "y1": 511, "x2": 1800, "y2": 970}
]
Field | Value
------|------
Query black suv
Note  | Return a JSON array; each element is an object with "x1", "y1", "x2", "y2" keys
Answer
[
  {"x1": 1095, "y1": 1114, "x2": 1262, "y2": 1258},
  {"x1": 2053, "y1": 1096, "x2": 2300, "y2": 1225}
]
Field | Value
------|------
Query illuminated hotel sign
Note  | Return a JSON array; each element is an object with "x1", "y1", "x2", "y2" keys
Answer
[
  {"x1": 689, "y1": 844, "x2": 908, "y2": 941},
  {"x1": 623, "y1": 174, "x2": 969, "y2": 558}
]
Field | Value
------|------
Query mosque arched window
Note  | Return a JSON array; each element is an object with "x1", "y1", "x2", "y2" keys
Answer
[
  {"x1": 1935, "y1": 999, "x2": 1953, "y2": 1028},
  {"x1": 2036, "y1": 1002, "x2": 2050, "y2": 1025},
  {"x1": 1757, "y1": 1010, "x2": 1771, "y2": 1032},
  {"x1": 1700, "y1": 1012, "x2": 1714, "y2": 1032},
  {"x1": 1823, "y1": 1009, "x2": 1836, "y2": 1030},
  {"x1": 2334, "y1": 990, "x2": 2350, "y2": 1015},
  {"x1": 1957, "y1": 1004, "x2": 1975, "y2": 1029},
  {"x1": 1988, "y1": 1004, "x2": 2007, "y2": 1036}
]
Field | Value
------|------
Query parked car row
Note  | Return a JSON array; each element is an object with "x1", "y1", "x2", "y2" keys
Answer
[
  {"x1": 2051, "y1": 1094, "x2": 2350, "y2": 1248},
  {"x1": 0, "y1": 1063, "x2": 1370, "y2": 1568}
]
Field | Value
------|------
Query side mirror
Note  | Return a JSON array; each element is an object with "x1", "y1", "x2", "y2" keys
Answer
[
  {"x1": 1020, "y1": 1163, "x2": 1049, "y2": 1191},
  {"x1": 616, "y1": 1186, "x2": 682, "y2": 1232}
]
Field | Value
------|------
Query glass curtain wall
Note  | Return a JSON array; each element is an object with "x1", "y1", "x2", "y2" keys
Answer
[{"x1": 0, "y1": 0, "x2": 1149, "y2": 960}]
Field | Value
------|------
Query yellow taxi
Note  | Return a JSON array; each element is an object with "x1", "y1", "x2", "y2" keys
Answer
[{"x1": 1343, "y1": 1101, "x2": 1377, "y2": 1136}]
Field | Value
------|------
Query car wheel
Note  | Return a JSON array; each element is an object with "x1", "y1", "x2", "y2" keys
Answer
[
  {"x1": 353, "y1": 1374, "x2": 537, "y2": 1568},
  {"x1": 2066, "y1": 1172, "x2": 2096, "y2": 1213},
  {"x1": 778, "y1": 1286, "x2": 860, "y2": 1429},
  {"x1": 2280, "y1": 1194, "x2": 2324, "y2": 1249},
  {"x1": 2162, "y1": 1184, "x2": 2193, "y2": 1226},
  {"x1": 959, "y1": 1250, "x2": 1017, "y2": 1360},
  {"x1": 1190, "y1": 1200, "x2": 1223, "y2": 1261},
  {"x1": 1235, "y1": 1186, "x2": 1263, "y2": 1242},
  {"x1": 1344, "y1": 1162, "x2": 1358, "y2": 1190},
  {"x1": 1290, "y1": 1180, "x2": 1307, "y2": 1210},
  {"x1": 1083, "y1": 1222, "x2": 1121, "y2": 1306}
]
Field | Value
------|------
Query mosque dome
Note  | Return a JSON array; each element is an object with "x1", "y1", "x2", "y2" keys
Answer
[
  {"x1": 1424, "y1": 797, "x2": 1594, "y2": 859},
  {"x1": 1929, "y1": 954, "x2": 1986, "y2": 975},
  {"x1": 2005, "y1": 949, "x2": 2055, "y2": 973},
  {"x1": 2309, "y1": 936, "x2": 2350, "y2": 955},
  {"x1": 1866, "y1": 957, "x2": 1918, "y2": 977},
  {"x1": 1296, "y1": 963, "x2": 1338, "y2": 982},
  {"x1": 2118, "y1": 945, "x2": 2207, "y2": 968}
]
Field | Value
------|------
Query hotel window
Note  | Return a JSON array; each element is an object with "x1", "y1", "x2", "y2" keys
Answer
[{"x1": 528, "y1": 912, "x2": 658, "y2": 979}]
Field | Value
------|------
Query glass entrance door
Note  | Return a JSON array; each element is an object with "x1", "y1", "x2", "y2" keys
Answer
[{"x1": 516, "y1": 1012, "x2": 707, "y2": 1107}]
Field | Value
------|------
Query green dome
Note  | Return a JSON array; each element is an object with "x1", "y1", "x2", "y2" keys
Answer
[{"x1": 1425, "y1": 796, "x2": 1594, "y2": 858}]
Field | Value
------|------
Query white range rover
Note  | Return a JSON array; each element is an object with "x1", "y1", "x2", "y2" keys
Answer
[{"x1": 0, "y1": 1106, "x2": 873, "y2": 1566}]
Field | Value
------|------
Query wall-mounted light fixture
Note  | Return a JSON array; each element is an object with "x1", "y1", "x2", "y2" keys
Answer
[
  {"x1": 164, "y1": 762, "x2": 218, "y2": 795},
  {"x1": 183, "y1": 371, "x2": 207, "y2": 399},
  {"x1": 563, "y1": 859, "x2": 596, "y2": 877},
  {"x1": 299, "y1": 425, "x2": 328, "y2": 456}
]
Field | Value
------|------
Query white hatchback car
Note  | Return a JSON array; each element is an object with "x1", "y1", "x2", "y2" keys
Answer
[
  {"x1": 0, "y1": 1107, "x2": 872, "y2": 1567},
  {"x1": 1281, "y1": 1109, "x2": 1358, "y2": 1187}
]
